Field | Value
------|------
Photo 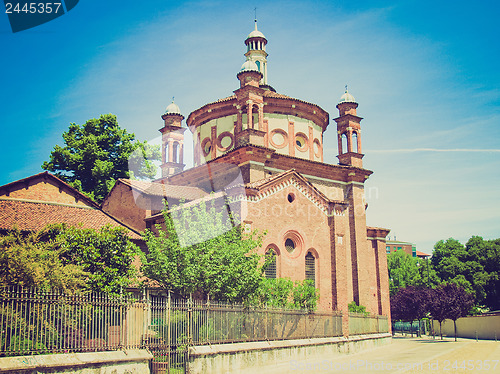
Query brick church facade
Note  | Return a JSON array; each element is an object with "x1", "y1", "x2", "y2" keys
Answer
[{"x1": 103, "y1": 22, "x2": 391, "y2": 319}]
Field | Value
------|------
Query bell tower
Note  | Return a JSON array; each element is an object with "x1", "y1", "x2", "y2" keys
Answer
[
  {"x1": 334, "y1": 87, "x2": 364, "y2": 168},
  {"x1": 244, "y1": 20, "x2": 268, "y2": 85},
  {"x1": 159, "y1": 99, "x2": 186, "y2": 178}
]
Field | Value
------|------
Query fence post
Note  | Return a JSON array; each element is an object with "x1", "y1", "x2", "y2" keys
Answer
[
  {"x1": 167, "y1": 291, "x2": 171, "y2": 374},
  {"x1": 188, "y1": 294, "x2": 193, "y2": 345},
  {"x1": 265, "y1": 304, "x2": 268, "y2": 340}
]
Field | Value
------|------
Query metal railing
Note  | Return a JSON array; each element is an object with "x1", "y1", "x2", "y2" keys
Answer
[
  {"x1": 348, "y1": 313, "x2": 389, "y2": 335},
  {"x1": 0, "y1": 287, "x2": 344, "y2": 373},
  {"x1": 0, "y1": 287, "x2": 137, "y2": 356}
]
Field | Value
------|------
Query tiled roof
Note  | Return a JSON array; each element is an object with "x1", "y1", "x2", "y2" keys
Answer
[
  {"x1": 416, "y1": 250, "x2": 431, "y2": 257},
  {"x1": 118, "y1": 179, "x2": 208, "y2": 200},
  {"x1": 207, "y1": 90, "x2": 310, "y2": 106},
  {"x1": 0, "y1": 199, "x2": 142, "y2": 240}
]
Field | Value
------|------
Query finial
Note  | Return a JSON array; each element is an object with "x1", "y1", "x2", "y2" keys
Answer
[
  {"x1": 254, "y1": 7, "x2": 257, "y2": 30},
  {"x1": 345, "y1": 84, "x2": 348, "y2": 93}
]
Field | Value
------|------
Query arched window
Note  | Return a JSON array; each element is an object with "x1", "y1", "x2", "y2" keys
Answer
[
  {"x1": 255, "y1": 60, "x2": 261, "y2": 72},
  {"x1": 341, "y1": 133, "x2": 348, "y2": 154},
  {"x1": 172, "y1": 143, "x2": 179, "y2": 163},
  {"x1": 265, "y1": 249, "x2": 277, "y2": 279},
  {"x1": 305, "y1": 252, "x2": 315, "y2": 286},
  {"x1": 164, "y1": 143, "x2": 169, "y2": 163},
  {"x1": 352, "y1": 132, "x2": 358, "y2": 153}
]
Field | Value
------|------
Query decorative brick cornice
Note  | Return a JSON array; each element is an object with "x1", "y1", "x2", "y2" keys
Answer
[{"x1": 245, "y1": 170, "x2": 347, "y2": 217}]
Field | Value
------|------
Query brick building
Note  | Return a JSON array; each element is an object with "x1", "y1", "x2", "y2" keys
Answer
[
  {"x1": 103, "y1": 22, "x2": 391, "y2": 321},
  {"x1": 0, "y1": 171, "x2": 142, "y2": 245}
]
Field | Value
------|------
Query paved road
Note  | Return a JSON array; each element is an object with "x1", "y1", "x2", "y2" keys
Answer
[{"x1": 289, "y1": 336, "x2": 500, "y2": 373}]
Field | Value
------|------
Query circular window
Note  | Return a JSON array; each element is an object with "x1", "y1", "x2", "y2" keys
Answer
[
  {"x1": 283, "y1": 230, "x2": 303, "y2": 258},
  {"x1": 269, "y1": 129, "x2": 288, "y2": 149},
  {"x1": 287, "y1": 193, "x2": 295, "y2": 203},
  {"x1": 201, "y1": 138, "x2": 212, "y2": 157},
  {"x1": 217, "y1": 131, "x2": 234, "y2": 152},
  {"x1": 295, "y1": 133, "x2": 308, "y2": 152}
]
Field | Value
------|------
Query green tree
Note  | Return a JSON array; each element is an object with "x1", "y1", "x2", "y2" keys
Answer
[
  {"x1": 432, "y1": 237, "x2": 499, "y2": 310},
  {"x1": 387, "y1": 250, "x2": 422, "y2": 295},
  {"x1": 141, "y1": 200, "x2": 266, "y2": 302},
  {"x1": 42, "y1": 114, "x2": 160, "y2": 203},
  {"x1": 0, "y1": 228, "x2": 87, "y2": 292},
  {"x1": 0, "y1": 225, "x2": 137, "y2": 295},
  {"x1": 53, "y1": 224, "x2": 138, "y2": 295}
]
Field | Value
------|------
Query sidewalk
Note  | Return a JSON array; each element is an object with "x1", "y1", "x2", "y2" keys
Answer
[{"x1": 287, "y1": 336, "x2": 500, "y2": 373}]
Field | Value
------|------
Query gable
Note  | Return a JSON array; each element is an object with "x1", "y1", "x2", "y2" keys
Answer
[
  {"x1": 0, "y1": 172, "x2": 96, "y2": 208},
  {"x1": 245, "y1": 170, "x2": 347, "y2": 216}
]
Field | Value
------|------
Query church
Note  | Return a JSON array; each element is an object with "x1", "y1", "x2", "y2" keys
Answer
[{"x1": 102, "y1": 21, "x2": 391, "y2": 318}]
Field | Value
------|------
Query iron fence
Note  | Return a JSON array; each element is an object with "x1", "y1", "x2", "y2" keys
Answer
[
  {"x1": 0, "y1": 287, "x2": 344, "y2": 373},
  {"x1": 348, "y1": 313, "x2": 389, "y2": 335}
]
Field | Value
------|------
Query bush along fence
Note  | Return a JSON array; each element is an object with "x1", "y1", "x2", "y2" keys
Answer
[{"x1": 0, "y1": 287, "x2": 388, "y2": 373}]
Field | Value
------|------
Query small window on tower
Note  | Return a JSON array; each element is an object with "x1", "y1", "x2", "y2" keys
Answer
[
  {"x1": 341, "y1": 133, "x2": 348, "y2": 154},
  {"x1": 172, "y1": 143, "x2": 179, "y2": 163},
  {"x1": 352, "y1": 132, "x2": 358, "y2": 153}
]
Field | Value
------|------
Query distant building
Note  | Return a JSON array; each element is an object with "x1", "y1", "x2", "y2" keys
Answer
[{"x1": 386, "y1": 239, "x2": 430, "y2": 259}]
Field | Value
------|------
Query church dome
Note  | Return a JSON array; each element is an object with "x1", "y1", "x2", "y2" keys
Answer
[
  {"x1": 338, "y1": 88, "x2": 356, "y2": 104},
  {"x1": 247, "y1": 29, "x2": 266, "y2": 39},
  {"x1": 165, "y1": 100, "x2": 181, "y2": 115},
  {"x1": 240, "y1": 60, "x2": 259, "y2": 72}
]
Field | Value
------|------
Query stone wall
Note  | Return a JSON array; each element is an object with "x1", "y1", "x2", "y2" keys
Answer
[
  {"x1": 433, "y1": 315, "x2": 500, "y2": 340},
  {"x1": 0, "y1": 349, "x2": 152, "y2": 374},
  {"x1": 188, "y1": 333, "x2": 391, "y2": 374}
]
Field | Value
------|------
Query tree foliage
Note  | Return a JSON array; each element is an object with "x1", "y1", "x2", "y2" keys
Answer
[
  {"x1": 250, "y1": 278, "x2": 319, "y2": 311},
  {"x1": 0, "y1": 229, "x2": 87, "y2": 292},
  {"x1": 390, "y1": 286, "x2": 428, "y2": 324},
  {"x1": 0, "y1": 225, "x2": 138, "y2": 295},
  {"x1": 52, "y1": 224, "x2": 138, "y2": 295},
  {"x1": 141, "y1": 200, "x2": 266, "y2": 302},
  {"x1": 391, "y1": 283, "x2": 474, "y2": 340},
  {"x1": 42, "y1": 114, "x2": 160, "y2": 203},
  {"x1": 141, "y1": 199, "x2": 320, "y2": 310},
  {"x1": 427, "y1": 283, "x2": 474, "y2": 340},
  {"x1": 387, "y1": 250, "x2": 439, "y2": 295},
  {"x1": 348, "y1": 301, "x2": 369, "y2": 316},
  {"x1": 432, "y1": 237, "x2": 500, "y2": 310}
]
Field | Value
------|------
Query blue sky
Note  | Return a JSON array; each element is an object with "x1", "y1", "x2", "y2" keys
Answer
[{"x1": 1, "y1": 0, "x2": 499, "y2": 253}]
